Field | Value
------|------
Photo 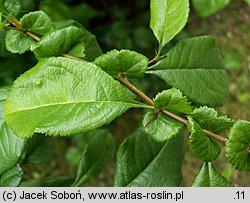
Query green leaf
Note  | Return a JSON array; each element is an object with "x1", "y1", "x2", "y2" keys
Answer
[
  {"x1": 147, "y1": 36, "x2": 228, "y2": 107},
  {"x1": 192, "y1": 162, "x2": 232, "y2": 187},
  {"x1": 150, "y1": 0, "x2": 189, "y2": 49},
  {"x1": 43, "y1": 176, "x2": 74, "y2": 187},
  {"x1": 0, "y1": 86, "x2": 27, "y2": 175},
  {"x1": 188, "y1": 117, "x2": 221, "y2": 162},
  {"x1": 142, "y1": 112, "x2": 183, "y2": 142},
  {"x1": 192, "y1": 0, "x2": 230, "y2": 18},
  {"x1": 24, "y1": 134, "x2": 54, "y2": 164},
  {"x1": 225, "y1": 120, "x2": 250, "y2": 171},
  {"x1": 0, "y1": 0, "x2": 21, "y2": 16},
  {"x1": 54, "y1": 20, "x2": 103, "y2": 61},
  {"x1": 153, "y1": 88, "x2": 193, "y2": 114},
  {"x1": 5, "y1": 57, "x2": 145, "y2": 138},
  {"x1": 5, "y1": 30, "x2": 36, "y2": 54},
  {"x1": 114, "y1": 128, "x2": 184, "y2": 186},
  {"x1": 33, "y1": 26, "x2": 84, "y2": 59},
  {"x1": 67, "y1": 42, "x2": 85, "y2": 59},
  {"x1": 245, "y1": 0, "x2": 250, "y2": 6},
  {"x1": 73, "y1": 129, "x2": 115, "y2": 186},
  {"x1": 191, "y1": 106, "x2": 234, "y2": 134},
  {"x1": 0, "y1": 31, "x2": 15, "y2": 57},
  {"x1": 94, "y1": 49, "x2": 148, "y2": 78},
  {"x1": 0, "y1": 164, "x2": 23, "y2": 187},
  {"x1": 20, "y1": 11, "x2": 54, "y2": 35}
]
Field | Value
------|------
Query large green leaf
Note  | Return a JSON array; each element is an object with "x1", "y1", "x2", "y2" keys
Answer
[
  {"x1": 147, "y1": 36, "x2": 228, "y2": 107},
  {"x1": 5, "y1": 30, "x2": 36, "y2": 54},
  {"x1": 191, "y1": 106, "x2": 234, "y2": 134},
  {"x1": 114, "y1": 128, "x2": 184, "y2": 186},
  {"x1": 192, "y1": 0, "x2": 230, "y2": 18},
  {"x1": 0, "y1": 164, "x2": 23, "y2": 187},
  {"x1": 73, "y1": 129, "x2": 115, "y2": 186},
  {"x1": 0, "y1": 86, "x2": 26, "y2": 175},
  {"x1": 142, "y1": 112, "x2": 183, "y2": 142},
  {"x1": 192, "y1": 162, "x2": 232, "y2": 187},
  {"x1": 226, "y1": 120, "x2": 250, "y2": 171},
  {"x1": 188, "y1": 117, "x2": 221, "y2": 162},
  {"x1": 94, "y1": 49, "x2": 148, "y2": 78},
  {"x1": 150, "y1": 0, "x2": 189, "y2": 50},
  {"x1": 33, "y1": 26, "x2": 84, "y2": 58},
  {"x1": 20, "y1": 11, "x2": 54, "y2": 35},
  {"x1": 153, "y1": 88, "x2": 193, "y2": 114},
  {"x1": 5, "y1": 57, "x2": 145, "y2": 138}
]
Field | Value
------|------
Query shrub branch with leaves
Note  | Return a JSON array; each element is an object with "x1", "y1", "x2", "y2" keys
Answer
[{"x1": 0, "y1": 0, "x2": 249, "y2": 187}]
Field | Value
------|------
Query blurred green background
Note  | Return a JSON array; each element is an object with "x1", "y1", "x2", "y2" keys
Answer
[{"x1": 0, "y1": 0, "x2": 249, "y2": 186}]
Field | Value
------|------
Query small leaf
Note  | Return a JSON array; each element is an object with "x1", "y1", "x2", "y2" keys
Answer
[
  {"x1": 114, "y1": 128, "x2": 184, "y2": 186},
  {"x1": 191, "y1": 106, "x2": 234, "y2": 134},
  {"x1": 192, "y1": 162, "x2": 232, "y2": 187},
  {"x1": 73, "y1": 129, "x2": 115, "y2": 186},
  {"x1": 5, "y1": 57, "x2": 145, "y2": 138},
  {"x1": 192, "y1": 0, "x2": 230, "y2": 18},
  {"x1": 0, "y1": 86, "x2": 27, "y2": 175},
  {"x1": 20, "y1": 11, "x2": 54, "y2": 35},
  {"x1": 94, "y1": 49, "x2": 148, "y2": 78},
  {"x1": 188, "y1": 117, "x2": 221, "y2": 162},
  {"x1": 5, "y1": 30, "x2": 36, "y2": 54},
  {"x1": 226, "y1": 120, "x2": 250, "y2": 171},
  {"x1": 150, "y1": 0, "x2": 189, "y2": 49},
  {"x1": 153, "y1": 88, "x2": 193, "y2": 114},
  {"x1": 0, "y1": 164, "x2": 23, "y2": 187},
  {"x1": 147, "y1": 36, "x2": 228, "y2": 107},
  {"x1": 54, "y1": 20, "x2": 103, "y2": 61},
  {"x1": 142, "y1": 111, "x2": 183, "y2": 142},
  {"x1": 33, "y1": 26, "x2": 84, "y2": 58},
  {"x1": 67, "y1": 42, "x2": 85, "y2": 59}
]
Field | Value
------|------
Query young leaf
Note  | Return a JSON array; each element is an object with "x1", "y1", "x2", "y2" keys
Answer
[
  {"x1": 33, "y1": 26, "x2": 84, "y2": 58},
  {"x1": 0, "y1": 86, "x2": 27, "y2": 175},
  {"x1": 73, "y1": 129, "x2": 115, "y2": 186},
  {"x1": 150, "y1": 0, "x2": 189, "y2": 50},
  {"x1": 153, "y1": 88, "x2": 193, "y2": 114},
  {"x1": 67, "y1": 42, "x2": 85, "y2": 59},
  {"x1": 188, "y1": 117, "x2": 221, "y2": 162},
  {"x1": 114, "y1": 128, "x2": 184, "y2": 186},
  {"x1": 0, "y1": 164, "x2": 23, "y2": 187},
  {"x1": 192, "y1": 162, "x2": 232, "y2": 187},
  {"x1": 225, "y1": 120, "x2": 250, "y2": 171},
  {"x1": 142, "y1": 112, "x2": 183, "y2": 142},
  {"x1": 94, "y1": 49, "x2": 148, "y2": 78},
  {"x1": 5, "y1": 30, "x2": 36, "y2": 54},
  {"x1": 5, "y1": 57, "x2": 145, "y2": 138},
  {"x1": 20, "y1": 11, "x2": 54, "y2": 35},
  {"x1": 147, "y1": 36, "x2": 228, "y2": 107},
  {"x1": 192, "y1": 0, "x2": 230, "y2": 18},
  {"x1": 191, "y1": 106, "x2": 234, "y2": 134},
  {"x1": 54, "y1": 20, "x2": 103, "y2": 61}
]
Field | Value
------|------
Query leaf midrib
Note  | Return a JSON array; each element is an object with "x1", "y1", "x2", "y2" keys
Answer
[{"x1": 6, "y1": 100, "x2": 143, "y2": 115}]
